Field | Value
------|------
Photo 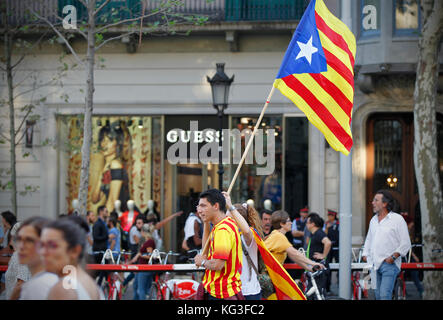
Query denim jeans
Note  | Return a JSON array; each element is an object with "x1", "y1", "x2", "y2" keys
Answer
[
  {"x1": 375, "y1": 261, "x2": 400, "y2": 300},
  {"x1": 133, "y1": 272, "x2": 153, "y2": 300}
]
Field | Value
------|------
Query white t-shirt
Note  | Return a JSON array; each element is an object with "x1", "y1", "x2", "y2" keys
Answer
[
  {"x1": 184, "y1": 213, "x2": 201, "y2": 240},
  {"x1": 240, "y1": 235, "x2": 261, "y2": 296},
  {"x1": 20, "y1": 271, "x2": 59, "y2": 300},
  {"x1": 129, "y1": 226, "x2": 141, "y2": 245}
]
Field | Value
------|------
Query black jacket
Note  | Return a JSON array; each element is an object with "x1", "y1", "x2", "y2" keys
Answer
[{"x1": 92, "y1": 217, "x2": 108, "y2": 252}]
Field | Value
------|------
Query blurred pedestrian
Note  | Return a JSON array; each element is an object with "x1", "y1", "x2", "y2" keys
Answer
[
  {"x1": 17, "y1": 217, "x2": 58, "y2": 300},
  {"x1": 305, "y1": 213, "x2": 331, "y2": 296},
  {"x1": 291, "y1": 207, "x2": 309, "y2": 250},
  {"x1": 264, "y1": 210, "x2": 323, "y2": 270},
  {"x1": 181, "y1": 209, "x2": 202, "y2": 255},
  {"x1": 130, "y1": 223, "x2": 156, "y2": 300},
  {"x1": 260, "y1": 209, "x2": 272, "y2": 238},
  {"x1": 92, "y1": 205, "x2": 109, "y2": 286},
  {"x1": 4, "y1": 222, "x2": 31, "y2": 300},
  {"x1": 42, "y1": 217, "x2": 104, "y2": 300}
]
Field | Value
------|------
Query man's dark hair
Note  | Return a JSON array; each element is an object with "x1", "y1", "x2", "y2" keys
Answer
[
  {"x1": 376, "y1": 189, "x2": 395, "y2": 212},
  {"x1": 108, "y1": 217, "x2": 117, "y2": 227},
  {"x1": 199, "y1": 189, "x2": 226, "y2": 213},
  {"x1": 307, "y1": 212, "x2": 324, "y2": 229},
  {"x1": 97, "y1": 205, "x2": 106, "y2": 216},
  {"x1": 260, "y1": 209, "x2": 272, "y2": 219}
]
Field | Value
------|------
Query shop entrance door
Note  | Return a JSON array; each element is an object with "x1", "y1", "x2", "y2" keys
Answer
[{"x1": 167, "y1": 163, "x2": 219, "y2": 251}]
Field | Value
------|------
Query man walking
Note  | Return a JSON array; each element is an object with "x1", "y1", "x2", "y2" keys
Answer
[
  {"x1": 362, "y1": 190, "x2": 411, "y2": 300},
  {"x1": 93, "y1": 205, "x2": 109, "y2": 286},
  {"x1": 194, "y1": 189, "x2": 243, "y2": 300}
]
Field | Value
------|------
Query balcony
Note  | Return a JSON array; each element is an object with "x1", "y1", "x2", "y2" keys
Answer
[{"x1": 2, "y1": 0, "x2": 305, "y2": 27}]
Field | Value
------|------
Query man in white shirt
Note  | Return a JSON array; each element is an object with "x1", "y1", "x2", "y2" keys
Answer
[
  {"x1": 181, "y1": 211, "x2": 202, "y2": 254},
  {"x1": 362, "y1": 190, "x2": 411, "y2": 300}
]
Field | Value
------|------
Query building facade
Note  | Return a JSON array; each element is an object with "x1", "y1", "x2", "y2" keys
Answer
[{"x1": 1, "y1": 0, "x2": 442, "y2": 251}]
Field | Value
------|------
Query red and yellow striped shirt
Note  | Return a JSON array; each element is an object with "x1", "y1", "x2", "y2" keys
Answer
[{"x1": 203, "y1": 216, "x2": 242, "y2": 299}]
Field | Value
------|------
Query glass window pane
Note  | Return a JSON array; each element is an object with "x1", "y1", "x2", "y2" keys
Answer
[
  {"x1": 373, "y1": 119, "x2": 403, "y2": 193},
  {"x1": 230, "y1": 116, "x2": 282, "y2": 212},
  {"x1": 395, "y1": 0, "x2": 419, "y2": 30},
  {"x1": 284, "y1": 117, "x2": 309, "y2": 219}
]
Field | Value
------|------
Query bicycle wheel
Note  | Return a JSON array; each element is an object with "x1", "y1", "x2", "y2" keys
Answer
[
  {"x1": 149, "y1": 283, "x2": 162, "y2": 300},
  {"x1": 102, "y1": 283, "x2": 111, "y2": 300}
]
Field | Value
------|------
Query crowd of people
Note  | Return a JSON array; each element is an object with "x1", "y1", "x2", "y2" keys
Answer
[{"x1": 0, "y1": 188, "x2": 416, "y2": 300}]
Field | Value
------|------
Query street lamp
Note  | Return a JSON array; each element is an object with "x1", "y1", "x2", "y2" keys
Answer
[{"x1": 207, "y1": 63, "x2": 234, "y2": 190}]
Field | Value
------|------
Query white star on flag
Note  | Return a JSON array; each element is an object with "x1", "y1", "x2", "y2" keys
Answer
[{"x1": 295, "y1": 36, "x2": 318, "y2": 65}]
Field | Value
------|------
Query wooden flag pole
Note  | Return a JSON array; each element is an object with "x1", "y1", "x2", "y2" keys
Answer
[
  {"x1": 201, "y1": 86, "x2": 276, "y2": 259},
  {"x1": 227, "y1": 86, "x2": 276, "y2": 195}
]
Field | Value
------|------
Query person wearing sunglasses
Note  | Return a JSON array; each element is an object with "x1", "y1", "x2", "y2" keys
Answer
[
  {"x1": 16, "y1": 217, "x2": 59, "y2": 300},
  {"x1": 40, "y1": 217, "x2": 104, "y2": 300}
]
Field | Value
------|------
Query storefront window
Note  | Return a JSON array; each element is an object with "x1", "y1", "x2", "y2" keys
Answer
[
  {"x1": 65, "y1": 115, "x2": 161, "y2": 215},
  {"x1": 394, "y1": 0, "x2": 420, "y2": 35},
  {"x1": 360, "y1": 0, "x2": 381, "y2": 38},
  {"x1": 229, "y1": 116, "x2": 283, "y2": 212}
]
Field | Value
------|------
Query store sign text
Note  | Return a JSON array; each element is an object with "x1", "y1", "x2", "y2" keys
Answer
[{"x1": 166, "y1": 121, "x2": 275, "y2": 175}]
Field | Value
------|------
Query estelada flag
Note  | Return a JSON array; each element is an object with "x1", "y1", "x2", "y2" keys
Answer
[
  {"x1": 251, "y1": 229, "x2": 306, "y2": 300},
  {"x1": 274, "y1": 0, "x2": 356, "y2": 155}
]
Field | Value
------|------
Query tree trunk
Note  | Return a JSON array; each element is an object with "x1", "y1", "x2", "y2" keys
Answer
[
  {"x1": 4, "y1": 20, "x2": 18, "y2": 216},
  {"x1": 78, "y1": 1, "x2": 96, "y2": 216},
  {"x1": 413, "y1": 0, "x2": 443, "y2": 300}
]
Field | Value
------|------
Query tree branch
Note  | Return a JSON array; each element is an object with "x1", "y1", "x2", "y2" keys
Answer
[
  {"x1": 28, "y1": 7, "x2": 85, "y2": 67},
  {"x1": 0, "y1": 132, "x2": 11, "y2": 143},
  {"x1": 94, "y1": 0, "x2": 112, "y2": 16},
  {"x1": 95, "y1": 30, "x2": 139, "y2": 51},
  {"x1": 96, "y1": 9, "x2": 169, "y2": 33}
]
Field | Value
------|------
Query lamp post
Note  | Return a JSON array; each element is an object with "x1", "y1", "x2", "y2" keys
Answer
[{"x1": 207, "y1": 63, "x2": 234, "y2": 191}]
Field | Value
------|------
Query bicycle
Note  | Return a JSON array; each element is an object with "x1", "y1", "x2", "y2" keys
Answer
[
  {"x1": 305, "y1": 265, "x2": 329, "y2": 300},
  {"x1": 148, "y1": 250, "x2": 200, "y2": 300},
  {"x1": 93, "y1": 249, "x2": 132, "y2": 300},
  {"x1": 350, "y1": 246, "x2": 369, "y2": 300}
]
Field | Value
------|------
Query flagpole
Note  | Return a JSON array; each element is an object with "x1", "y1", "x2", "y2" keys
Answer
[
  {"x1": 201, "y1": 86, "x2": 276, "y2": 259},
  {"x1": 227, "y1": 86, "x2": 276, "y2": 195}
]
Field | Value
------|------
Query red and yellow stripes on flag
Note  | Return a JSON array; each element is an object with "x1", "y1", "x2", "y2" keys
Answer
[
  {"x1": 251, "y1": 229, "x2": 306, "y2": 300},
  {"x1": 273, "y1": 0, "x2": 356, "y2": 155}
]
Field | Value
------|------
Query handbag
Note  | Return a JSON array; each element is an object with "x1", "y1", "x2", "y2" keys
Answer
[{"x1": 241, "y1": 239, "x2": 275, "y2": 299}]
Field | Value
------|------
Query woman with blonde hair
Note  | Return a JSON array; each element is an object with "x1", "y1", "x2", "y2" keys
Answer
[{"x1": 222, "y1": 192, "x2": 263, "y2": 300}]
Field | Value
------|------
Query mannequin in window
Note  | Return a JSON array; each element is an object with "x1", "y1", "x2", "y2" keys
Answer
[
  {"x1": 120, "y1": 200, "x2": 139, "y2": 233},
  {"x1": 246, "y1": 199, "x2": 255, "y2": 208},
  {"x1": 264, "y1": 199, "x2": 272, "y2": 211},
  {"x1": 112, "y1": 200, "x2": 123, "y2": 218},
  {"x1": 71, "y1": 199, "x2": 80, "y2": 216}
]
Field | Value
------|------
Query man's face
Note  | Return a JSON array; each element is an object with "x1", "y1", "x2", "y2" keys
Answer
[
  {"x1": 306, "y1": 218, "x2": 314, "y2": 232},
  {"x1": 300, "y1": 211, "x2": 308, "y2": 220},
  {"x1": 262, "y1": 213, "x2": 272, "y2": 231},
  {"x1": 136, "y1": 219, "x2": 143, "y2": 231},
  {"x1": 197, "y1": 198, "x2": 218, "y2": 223},
  {"x1": 372, "y1": 194, "x2": 386, "y2": 214}
]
